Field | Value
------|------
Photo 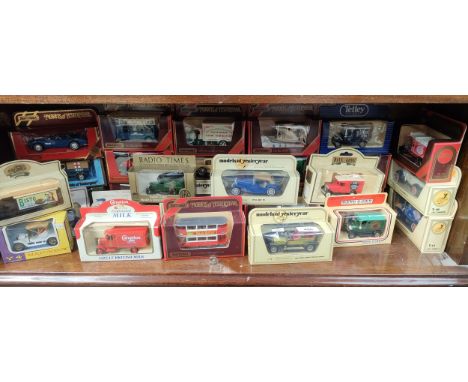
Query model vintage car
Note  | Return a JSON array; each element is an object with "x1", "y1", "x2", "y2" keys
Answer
[
  {"x1": 321, "y1": 173, "x2": 365, "y2": 197},
  {"x1": 341, "y1": 211, "x2": 387, "y2": 239},
  {"x1": 393, "y1": 168, "x2": 423, "y2": 196},
  {"x1": 226, "y1": 172, "x2": 285, "y2": 196},
  {"x1": 96, "y1": 226, "x2": 150, "y2": 254},
  {"x1": 393, "y1": 194, "x2": 422, "y2": 232},
  {"x1": 271, "y1": 123, "x2": 309, "y2": 145},
  {"x1": 146, "y1": 171, "x2": 185, "y2": 195},
  {"x1": 399, "y1": 132, "x2": 434, "y2": 165},
  {"x1": 28, "y1": 133, "x2": 88, "y2": 152},
  {"x1": 331, "y1": 122, "x2": 373, "y2": 148},
  {"x1": 10, "y1": 220, "x2": 58, "y2": 252},
  {"x1": 116, "y1": 124, "x2": 158, "y2": 142},
  {"x1": 262, "y1": 223, "x2": 324, "y2": 253},
  {"x1": 65, "y1": 161, "x2": 90, "y2": 181}
]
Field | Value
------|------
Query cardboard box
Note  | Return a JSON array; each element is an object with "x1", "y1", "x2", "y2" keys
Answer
[
  {"x1": 0, "y1": 210, "x2": 73, "y2": 263},
  {"x1": 64, "y1": 158, "x2": 106, "y2": 189},
  {"x1": 211, "y1": 154, "x2": 300, "y2": 206},
  {"x1": 75, "y1": 199, "x2": 162, "y2": 261},
  {"x1": 161, "y1": 196, "x2": 245, "y2": 260},
  {"x1": 99, "y1": 111, "x2": 173, "y2": 153},
  {"x1": 325, "y1": 193, "x2": 396, "y2": 247},
  {"x1": 248, "y1": 206, "x2": 333, "y2": 264},
  {"x1": 0, "y1": 160, "x2": 72, "y2": 226},
  {"x1": 302, "y1": 148, "x2": 385, "y2": 205},
  {"x1": 319, "y1": 104, "x2": 394, "y2": 155},
  {"x1": 128, "y1": 154, "x2": 196, "y2": 203},
  {"x1": 388, "y1": 188, "x2": 457, "y2": 253},
  {"x1": 10, "y1": 109, "x2": 101, "y2": 161},
  {"x1": 395, "y1": 111, "x2": 467, "y2": 183},
  {"x1": 104, "y1": 150, "x2": 136, "y2": 184},
  {"x1": 195, "y1": 157, "x2": 213, "y2": 196},
  {"x1": 387, "y1": 160, "x2": 461, "y2": 216}
]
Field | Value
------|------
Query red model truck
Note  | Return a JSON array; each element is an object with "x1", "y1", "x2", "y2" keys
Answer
[
  {"x1": 321, "y1": 173, "x2": 365, "y2": 196},
  {"x1": 96, "y1": 226, "x2": 150, "y2": 254}
]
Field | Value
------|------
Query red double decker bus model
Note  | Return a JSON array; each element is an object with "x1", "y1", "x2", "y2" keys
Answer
[
  {"x1": 175, "y1": 216, "x2": 229, "y2": 248},
  {"x1": 96, "y1": 226, "x2": 150, "y2": 254}
]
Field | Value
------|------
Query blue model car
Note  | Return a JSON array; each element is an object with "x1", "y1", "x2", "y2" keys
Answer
[
  {"x1": 28, "y1": 134, "x2": 88, "y2": 152},
  {"x1": 228, "y1": 172, "x2": 284, "y2": 196},
  {"x1": 116, "y1": 124, "x2": 158, "y2": 142},
  {"x1": 394, "y1": 194, "x2": 422, "y2": 232}
]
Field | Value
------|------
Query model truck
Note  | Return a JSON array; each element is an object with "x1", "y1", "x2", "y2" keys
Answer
[
  {"x1": 272, "y1": 123, "x2": 309, "y2": 145},
  {"x1": 95, "y1": 226, "x2": 150, "y2": 254},
  {"x1": 116, "y1": 123, "x2": 158, "y2": 142},
  {"x1": 186, "y1": 121, "x2": 235, "y2": 146},
  {"x1": 321, "y1": 173, "x2": 365, "y2": 196},
  {"x1": 341, "y1": 211, "x2": 387, "y2": 239},
  {"x1": 331, "y1": 122, "x2": 373, "y2": 148},
  {"x1": 146, "y1": 172, "x2": 185, "y2": 195},
  {"x1": 399, "y1": 131, "x2": 434, "y2": 165},
  {"x1": 65, "y1": 160, "x2": 90, "y2": 181},
  {"x1": 262, "y1": 223, "x2": 324, "y2": 254}
]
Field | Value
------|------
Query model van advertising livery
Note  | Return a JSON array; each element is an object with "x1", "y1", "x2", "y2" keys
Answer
[
  {"x1": 248, "y1": 207, "x2": 333, "y2": 265},
  {"x1": 211, "y1": 154, "x2": 300, "y2": 205},
  {"x1": 74, "y1": 199, "x2": 162, "y2": 261}
]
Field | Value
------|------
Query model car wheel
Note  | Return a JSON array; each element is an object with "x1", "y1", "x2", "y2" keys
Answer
[
  {"x1": 47, "y1": 237, "x2": 58, "y2": 246},
  {"x1": 332, "y1": 137, "x2": 341, "y2": 148},
  {"x1": 96, "y1": 248, "x2": 104, "y2": 255},
  {"x1": 358, "y1": 140, "x2": 368, "y2": 148},
  {"x1": 305, "y1": 244, "x2": 316, "y2": 252},
  {"x1": 410, "y1": 223, "x2": 417, "y2": 231},
  {"x1": 373, "y1": 231, "x2": 381, "y2": 238},
  {"x1": 411, "y1": 184, "x2": 421, "y2": 196},
  {"x1": 146, "y1": 187, "x2": 152, "y2": 194},
  {"x1": 266, "y1": 187, "x2": 276, "y2": 196},
  {"x1": 231, "y1": 187, "x2": 241, "y2": 196},
  {"x1": 69, "y1": 141, "x2": 80, "y2": 150},
  {"x1": 348, "y1": 232, "x2": 356, "y2": 239},
  {"x1": 130, "y1": 247, "x2": 138, "y2": 254},
  {"x1": 218, "y1": 140, "x2": 227, "y2": 146},
  {"x1": 78, "y1": 173, "x2": 85, "y2": 181},
  {"x1": 196, "y1": 167, "x2": 208, "y2": 178},
  {"x1": 269, "y1": 245, "x2": 278, "y2": 253},
  {"x1": 33, "y1": 143, "x2": 44, "y2": 152},
  {"x1": 145, "y1": 137, "x2": 153, "y2": 141},
  {"x1": 12, "y1": 243, "x2": 25, "y2": 252}
]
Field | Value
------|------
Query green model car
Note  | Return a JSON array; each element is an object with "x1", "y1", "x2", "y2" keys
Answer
[
  {"x1": 146, "y1": 171, "x2": 185, "y2": 195},
  {"x1": 262, "y1": 223, "x2": 324, "y2": 254},
  {"x1": 341, "y1": 211, "x2": 387, "y2": 239}
]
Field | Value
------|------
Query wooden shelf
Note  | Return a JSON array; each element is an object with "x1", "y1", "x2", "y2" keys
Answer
[
  {"x1": 1, "y1": 95, "x2": 468, "y2": 104},
  {"x1": 1, "y1": 232, "x2": 467, "y2": 286}
]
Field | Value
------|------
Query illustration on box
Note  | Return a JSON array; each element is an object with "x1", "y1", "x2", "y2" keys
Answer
[
  {"x1": 211, "y1": 155, "x2": 299, "y2": 205},
  {"x1": 302, "y1": 148, "x2": 385, "y2": 205},
  {"x1": 394, "y1": 111, "x2": 466, "y2": 182},
  {"x1": 64, "y1": 159, "x2": 106, "y2": 188},
  {"x1": 0, "y1": 210, "x2": 73, "y2": 263},
  {"x1": 387, "y1": 160, "x2": 461, "y2": 216},
  {"x1": 248, "y1": 207, "x2": 333, "y2": 264},
  {"x1": 325, "y1": 193, "x2": 396, "y2": 247},
  {"x1": 74, "y1": 199, "x2": 162, "y2": 261},
  {"x1": 0, "y1": 160, "x2": 72, "y2": 226},
  {"x1": 161, "y1": 196, "x2": 245, "y2": 260},
  {"x1": 128, "y1": 154, "x2": 196, "y2": 203}
]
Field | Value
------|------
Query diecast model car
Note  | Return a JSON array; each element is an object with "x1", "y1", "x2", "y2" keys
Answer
[
  {"x1": 321, "y1": 173, "x2": 365, "y2": 197},
  {"x1": 146, "y1": 172, "x2": 185, "y2": 195},
  {"x1": 341, "y1": 211, "x2": 387, "y2": 239},
  {"x1": 28, "y1": 134, "x2": 88, "y2": 152},
  {"x1": 116, "y1": 124, "x2": 158, "y2": 142},
  {"x1": 10, "y1": 221, "x2": 58, "y2": 252},
  {"x1": 393, "y1": 195, "x2": 422, "y2": 232},
  {"x1": 228, "y1": 172, "x2": 284, "y2": 196},
  {"x1": 394, "y1": 169, "x2": 423, "y2": 196},
  {"x1": 331, "y1": 123, "x2": 373, "y2": 148},
  {"x1": 262, "y1": 223, "x2": 323, "y2": 253}
]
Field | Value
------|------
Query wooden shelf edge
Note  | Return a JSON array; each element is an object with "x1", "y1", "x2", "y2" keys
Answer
[{"x1": 1, "y1": 95, "x2": 468, "y2": 104}]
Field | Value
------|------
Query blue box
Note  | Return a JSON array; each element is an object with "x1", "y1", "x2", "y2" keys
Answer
[
  {"x1": 319, "y1": 104, "x2": 394, "y2": 155},
  {"x1": 64, "y1": 159, "x2": 106, "y2": 188}
]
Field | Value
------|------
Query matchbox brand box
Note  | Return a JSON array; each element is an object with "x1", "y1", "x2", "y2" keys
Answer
[
  {"x1": 63, "y1": 158, "x2": 106, "y2": 189},
  {"x1": 161, "y1": 196, "x2": 245, "y2": 260},
  {"x1": 0, "y1": 160, "x2": 72, "y2": 226},
  {"x1": 10, "y1": 109, "x2": 101, "y2": 161},
  {"x1": 0, "y1": 210, "x2": 73, "y2": 263},
  {"x1": 173, "y1": 104, "x2": 246, "y2": 155},
  {"x1": 319, "y1": 104, "x2": 394, "y2": 155},
  {"x1": 248, "y1": 207, "x2": 333, "y2": 265},
  {"x1": 387, "y1": 160, "x2": 461, "y2": 216},
  {"x1": 104, "y1": 150, "x2": 139, "y2": 184},
  {"x1": 128, "y1": 154, "x2": 197, "y2": 204},
  {"x1": 325, "y1": 193, "x2": 396, "y2": 247},
  {"x1": 74, "y1": 199, "x2": 162, "y2": 261},
  {"x1": 211, "y1": 154, "x2": 300, "y2": 205},
  {"x1": 99, "y1": 110, "x2": 173, "y2": 153},
  {"x1": 302, "y1": 148, "x2": 385, "y2": 205},
  {"x1": 395, "y1": 110, "x2": 467, "y2": 183},
  {"x1": 388, "y1": 188, "x2": 457, "y2": 254},
  {"x1": 248, "y1": 104, "x2": 321, "y2": 156}
]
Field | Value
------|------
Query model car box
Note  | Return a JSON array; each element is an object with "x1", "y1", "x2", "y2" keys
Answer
[
  {"x1": 128, "y1": 154, "x2": 196, "y2": 203},
  {"x1": 173, "y1": 104, "x2": 246, "y2": 155},
  {"x1": 195, "y1": 157, "x2": 213, "y2": 196},
  {"x1": 161, "y1": 196, "x2": 245, "y2": 260},
  {"x1": 248, "y1": 104, "x2": 321, "y2": 156},
  {"x1": 319, "y1": 104, "x2": 394, "y2": 155},
  {"x1": 388, "y1": 188, "x2": 458, "y2": 253},
  {"x1": 10, "y1": 109, "x2": 101, "y2": 161},
  {"x1": 99, "y1": 111, "x2": 173, "y2": 153},
  {"x1": 74, "y1": 199, "x2": 162, "y2": 261},
  {"x1": 387, "y1": 160, "x2": 461, "y2": 216},
  {"x1": 302, "y1": 148, "x2": 385, "y2": 205},
  {"x1": 396, "y1": 110, "x2": 467, "y2": 183},
  {"x1": 325, "y1": 193, "x2": 396, "y2": 247},
  {"x1": 248, "y1": 207, "x2": 333, "y2": 265},
  {"x1": 0, "y1": 210, "x2": 73, "y2": 263},
  {"x1": 104, "y1": 150, "x2": 142, "y2": 184},
  {"x1": 0, "y1": 160, "x2": 72, "y2": 226},
  {"x1": 211, "y1": 154, "x2": 300, "y2": 206},
  {"x1": 63, "y1": 158, "x2": 106, "y2": 189}
]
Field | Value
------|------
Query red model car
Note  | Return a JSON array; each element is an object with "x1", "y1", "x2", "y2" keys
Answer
[
  {"x1": 321, "y1": 173, "x2": 365, "y2": 196},
  {"x1": 96, "y1": 226, "x2": 150, "y2": 254}
]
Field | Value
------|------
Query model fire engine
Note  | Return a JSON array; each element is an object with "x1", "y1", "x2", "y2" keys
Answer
[
  {"x1": 174, "y1": 216, "x2": 229, "y2": 248},
  {"x1": 262, "y1": 223, "x2": 324, "y2": 254},
  {"x1": 321, "y1": 173, "x2": 365, "y2": 196},
  {"x1": 95, "y1": 226, "x2": 150, "y2": 254}
]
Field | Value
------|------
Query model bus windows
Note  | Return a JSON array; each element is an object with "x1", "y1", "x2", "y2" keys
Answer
[{"x1": 174, "y1": 215, "x2": 231, "y2": 249}]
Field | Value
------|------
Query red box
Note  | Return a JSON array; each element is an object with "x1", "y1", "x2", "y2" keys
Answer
[
  {"x1": 396, "y1": 111, "x2": 467, "y2": 183},
  {"x1": 99, "y1": 111, "x2": 173, "y2": 153},
  {"x1": 10, "y1": 109, "x2": 101, "y2": 161},
  {"x1": 161, "y1": 196, "x2": 246, "y2": 260}
]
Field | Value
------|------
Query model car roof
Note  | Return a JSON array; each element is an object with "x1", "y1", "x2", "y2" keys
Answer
[
  {"x1": 175, "y1": 216, "x2": 228, "y2": 226},
  {"x1": 349, "y1": 211, "x2": 387, "y2": 221},
  {"x1": 333, "y1": 173, "x2": 364, "y2": 181}
]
